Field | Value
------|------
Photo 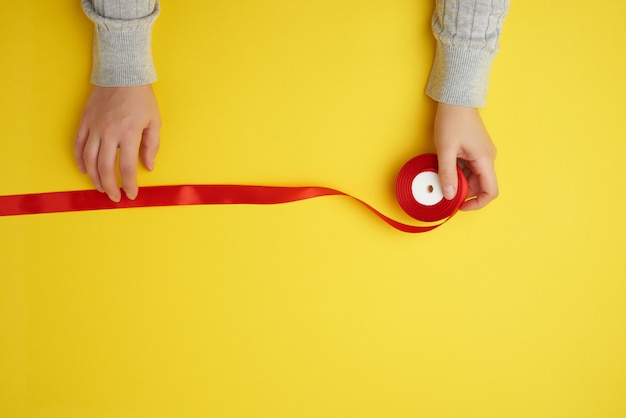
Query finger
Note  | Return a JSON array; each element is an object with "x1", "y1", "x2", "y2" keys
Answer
[
  {"x1": 97, "y1": 139, "x2": 121, "y2": 202},
  {"x1": 119, "y1": 140, "x2": 141, "y2": 200},
  {"x1": 461, "y1": 191, "x2": 497, "y2": 211},
  {"x1": 460, "y1": 161, "x2": 498, "y2": 211},
  {"x1": 140, "y1": 120, "x2": 161, "y2": 171},
  {"x1": 436, "y1": 147, "x2": 459, "y2": 200},
  {"x1": 74, "y1": 123, "x2": 89, "y2": 174},
  {"x1": 462, "y1": 166, "x2": 472, "y2": 180},
  {"x1": 83, "y1": 134, "x2": 104, "y2": 193},
  {"x1": 464, "y1": 172, "x2": 481, "y2": 199}
]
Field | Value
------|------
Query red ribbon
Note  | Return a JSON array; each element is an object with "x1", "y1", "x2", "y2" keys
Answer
[{"x1": 0, "y1": 154, "x2": 468, "y2": 233}]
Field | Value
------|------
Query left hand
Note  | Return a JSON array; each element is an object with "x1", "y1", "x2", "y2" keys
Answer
[{"x1": 74, "y1": 85, "x2": 161, "y2": 202}]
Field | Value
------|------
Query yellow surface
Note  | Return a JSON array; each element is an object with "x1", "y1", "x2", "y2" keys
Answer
[{"x1": 1, "y1": 1, "x2": 625, "y2": 417}]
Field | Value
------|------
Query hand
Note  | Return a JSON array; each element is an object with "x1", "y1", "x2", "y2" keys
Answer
[
  {"x1": 433, "y1": 102, "x2": 498, "y2": 211},
  {"x1": 75, "y1": 85, "x2": 161, "y2": 202}
]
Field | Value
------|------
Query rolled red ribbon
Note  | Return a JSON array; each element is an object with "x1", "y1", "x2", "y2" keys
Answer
[
  {"x1": 396, "y1": 153, "x2": 468, "y2": 223},
  {"x1": 0, "y1": 154, "x2": 468, "y2": 233}
]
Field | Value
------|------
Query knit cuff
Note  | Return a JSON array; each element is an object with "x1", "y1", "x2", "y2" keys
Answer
[
  {"x1": 82, "y1": 1, "x2": 160, "y2": 87},
  {"x1": 91, "y1": 25, "x2": 157, "y2": 86},
  {"x1": 426, "y1": 42, "x2": 495, "y2": 108}
]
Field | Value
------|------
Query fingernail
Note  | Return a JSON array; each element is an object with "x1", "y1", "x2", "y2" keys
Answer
[
  {"x1": 444, "y1": 185, "x2": 455, "y2": 200},
  {"x1": 149, "y1": 159, "x2": 155, "y2": 171},
  {"x1": 96, "y1": 186, "x2": 104, "y2": 193},
  {"x1": 108, "y1": 193, "x2": 121, "y2": 203},
  {"x1": 125, "y1": 190, "x2": 136, "y2": 200}
]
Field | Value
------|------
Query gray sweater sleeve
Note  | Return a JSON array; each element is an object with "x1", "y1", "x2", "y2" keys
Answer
[
  {"x1": 426, "y1": 0, "x2": 509, "y2": 108},
  {"x1": 81, "y1": 0, "x2": 160, "y2": 86}
]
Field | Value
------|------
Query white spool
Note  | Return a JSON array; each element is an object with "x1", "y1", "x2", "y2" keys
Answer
[{"x1": 411, "y1": 171, "x2": 443, "y2": 206}]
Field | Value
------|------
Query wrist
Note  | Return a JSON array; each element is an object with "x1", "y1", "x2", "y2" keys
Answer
[{"x1": 436, "y1": 102, "x2": 479, "y2": 117}]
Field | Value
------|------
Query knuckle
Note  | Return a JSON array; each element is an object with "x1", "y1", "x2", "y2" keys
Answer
[
  {"x1": 441, "y1": 171, "x2": 456, "y2": 181},
  {"x1": 146, "y1": 142, "x2": 160, "y2": 152},
  {"x1": 119, "y1": 161, "x2": 135, "y2": 177},
  {"x1": 102, "y1": 122, "x2": 138, "y2": 143},
  {"x1": 98, "y1": 117, "x2": 116, "y2": 135},
  {"x1": 83, "y1": 150, "x2": 97, "y2": 165},
  {"x1": 120, "y1": 126, "x2": 139, "y2": 142},
  {"x1": 142, "y1": 139, "x2": 160, "y2": 152},
  {"x1": 119, "y1": 124, "x2": 140, "y2": 138},
  {"x1": 97, "y1": 159, "x2": 113, "y2": 176}
]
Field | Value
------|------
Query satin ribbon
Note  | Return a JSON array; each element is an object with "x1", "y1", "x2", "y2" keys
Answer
[{"x1": 0, "y1": 154, "x2": 468, "y2": 233}]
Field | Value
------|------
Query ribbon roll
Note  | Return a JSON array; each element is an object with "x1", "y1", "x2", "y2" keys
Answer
[
  {"x1": 396, "y1": 153, "x2": 468, "y2": 223},
  {"x1": 0, "y1": 154, "x2": 468, "y2": 233}
]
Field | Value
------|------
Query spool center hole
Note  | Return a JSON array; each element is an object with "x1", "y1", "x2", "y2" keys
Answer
[{"x1": 427, "y1": 185, "x2": 434, "y2": 193}]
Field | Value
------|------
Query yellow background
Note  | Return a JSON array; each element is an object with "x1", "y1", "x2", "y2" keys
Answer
[{"x1": 1, "y1": 1, "x2": 625, "y2": 417}]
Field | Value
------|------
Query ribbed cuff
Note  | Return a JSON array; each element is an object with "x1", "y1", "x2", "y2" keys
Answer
[
  {"x1": 82, "y1": 0, "x2": 160, "y2": 87},
  {"x1": 426, "y1": 43, "x2": 495, "y2": 108},
  {"x1": 91, "y1": 26, "x2": 157, "y2": 86}
]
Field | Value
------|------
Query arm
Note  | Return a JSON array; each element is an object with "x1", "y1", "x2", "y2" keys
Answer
[
  {"x1": 75, "y1": 0, "x2": 161, "y2": 202},
  {"x1": 427, "y1": 0, "x2": 509, "y2": 210}
]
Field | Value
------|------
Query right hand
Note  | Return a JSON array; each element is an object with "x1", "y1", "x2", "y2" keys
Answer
[{"x1": 433, "y1": 102, "x2": 499, "y2": 211}]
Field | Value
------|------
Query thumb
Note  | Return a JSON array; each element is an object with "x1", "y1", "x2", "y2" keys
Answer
[
  {"x1": 436, "y1": 148, "x2": 459, "y2": 200},
  {"x1": 140, "y1": 122, "x2": 161, "y2": 171}
]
